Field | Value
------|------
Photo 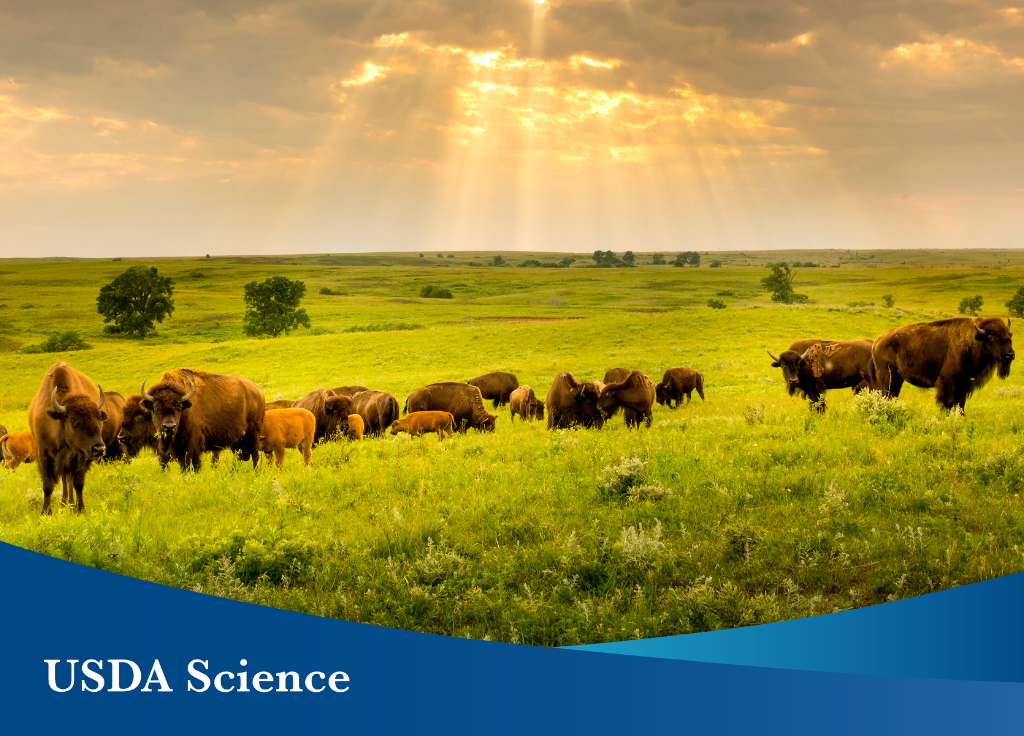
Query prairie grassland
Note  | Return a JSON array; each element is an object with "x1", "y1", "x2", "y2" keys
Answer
[{"x1": 1, "y1": 251, "x2": 1023, "y2": 645}]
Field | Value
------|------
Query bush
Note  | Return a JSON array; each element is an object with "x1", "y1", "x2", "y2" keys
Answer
[
  {"x1": 343, "y1": 323, "x2": 422, "y2": 333},
  {"x1": 707, "y1": 298, "x2": 726, "y2": 309},
  {"x1": 96, "y1": 265, "x2": 175, "y2": 338},
  {"x1": 852, "y1": 390, "x2": 910, "y2": 429},
  {"x1": 599, "y1": 456, "x2": 673, "y2": 501},
  {"x1": 882, "y1": 294, "x2": 896, "y2": 308},
  {"x1": 709, "y1": 260, "x2": 723, "y2": 268},
  {"x1": 959, "y1": 294, "x2": 983, "y2": 316},
  {"x1": 492, "y1": 255, "x2": 505, "y2": 267},
  {"x1": 518, "y1": 259, "x2": 542, "y2": 268},
  {"x1": 320, "y1": 287, "x2": 346, "y2": 295},
  {"x1": 651, "y1": 254, "x2": 666, "y2": 265},
  {"x1": 1006, "y1": 287, "x2": 1024, "y2": 318},
  {"x1": 420, "y1": 286, "x2": 453, "y2": 299},
  {"x1": 21, "y1": 330, "x2": 92, "y2": 354}
]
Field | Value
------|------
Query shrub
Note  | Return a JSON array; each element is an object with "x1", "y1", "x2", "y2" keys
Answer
[
  {"x1": 21, "y1": 330, "x2": 92, "y2": 354},
  {"x1": 518, "y1": 259, "x2": 542, "y2": 268},
  {"x1": 742, "y1": 403, "x2": 765, "y2": 425},
  {"x1": 1006, "y1": 286, "x2": 1024, "y2": 318},
  {"x1": 599, "y1": 456, "x2": 673, "y2": 501},
  {"x1": 320, "y1": 287, "x2": 346, "y2": 295},
  {"x1": 492, "y1": 255, "x2": 505, "y2": 267},
  {"x1": 709, "y1": 260, "x2": 723, "y2": 268},
  {"x1": 651, "y1": 254, "x2": 666, "y2": 265},
  {"x1": 882, "y1": 294, "x2": 896, "y2": 308},
  {"x1": 342, "y1": 323, "x2": 422, "y2": 333},
  {"x1": 420, "y1": 286, "x2": 453, "y2": 299},
  {"x1": 959, "y1": 294, "x2": 983, "y2": 316},
  {"x1": 707, "y1": 298, "x2": 726, "y2": 309},
  {"x1": 852, "y1": 390, "x2": 910, "y2": 428},
  {"x1": 618, "y1": 520, "x2": 670, "y2": 570}
]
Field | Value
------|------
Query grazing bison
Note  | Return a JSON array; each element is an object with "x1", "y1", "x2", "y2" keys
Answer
[
  {"x1": 872, "y1": 317, "x2": 1014, "y2": 411},
  {"x1": 768, "y1": 340, "x2": 875, "y2": 411},
  {"x1": 656, "y1": 367, "x2": 705, "y2": 408},
  {"x1": 405, "y1": 383, "x2": 496, "y2": 433},
  {"x1": 347, "y1": 390, "x2": 401, "y2": 436},
  {"x1": 1, "y1": 430, "x2": 36, "y2": 471},
  {"x1": 266, "y1": 399, "x2": 296, "y2": 411},
  {"x1": 467, "y1": 372, "x2": 520, "y2": 409},
  {"x1": 546, "y1": 371, "x2": 606, "y2": 430},
  {"x1": 140, "y1": 368, "x2": 265, "y2": 471},
  {"x1": 390, "y1": 411, "x2": 457, "y2": 442},
  {"x1": 260, "y1": 408, "x2": 315, "y2": 468},
  {"x1": 603, "y1": 368, "x2": 633, "y2": 385},
  {"x1": 344, "y1": 414, "x2": 364, "y2": 441},
  {"x1": 509, "y1": 386, "x2": 544, "y2": 422},
  {"x1": 97, "y1": 391, "x2": 126, "y2": 462},
  {"x1": 29, "y1": 361, "x2": 107, "y2": 513},
  {"x1": 328, "y1": 385, "x2": 370, "y2": 398},
  {"x1": 598, "y1": 370, "x2": 656, "y2": 428},
  {"x1": 294, "y1": 388, "x2": 347, "y2": 444}
]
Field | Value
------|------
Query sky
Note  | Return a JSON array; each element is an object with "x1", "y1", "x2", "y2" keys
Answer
[{"x1": 1, "y1": 0, "x2": 1023, "y2": 257}]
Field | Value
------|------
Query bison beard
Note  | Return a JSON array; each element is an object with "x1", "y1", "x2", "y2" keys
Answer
[
  {"x1": 466, "y1": 372, "x2": 520, "y2": 409},
  {"x1": 872, "y1": 317, "x2": 1015, "y2": 412},
  {"x1": 405, "y1": 383, "x2": 496, "y2": 433},
  {"x1": 546, "y1": 371, "x2": 606, "y2": 430}
]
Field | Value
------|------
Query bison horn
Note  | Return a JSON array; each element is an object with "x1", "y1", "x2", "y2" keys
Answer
[
  {"x1": 975, "y1": 322, "x2": 986, "y2": 336},
  {"x1": 767, "y1": 351, "x2": 780, "y2": 362},
  {"x1": 799, "y1": 349, "x2": 810, "y2": 361},
  {"x1": 141, "y1": 379, "x2": 153, "y2": 401},
  {"x1": 50, "y1": 387, "x2": 67, "y2": 414},
  {"x1": 181, "y1": 375, "x2": 195, "y2": 402},
  {"x1": 96, "y1": 385, "x2": 105, "y2": 410}
]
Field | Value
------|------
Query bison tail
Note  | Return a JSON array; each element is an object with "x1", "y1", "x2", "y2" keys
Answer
[
  {"x1": 491, "y1": 397, "x2": 500, "y2": 410},
  {"x1": 402, "y1": 396, "x2": 410, "y2": 415},
  {"x1": 696, "y1": 372, "x2": 705, "y2": 401},
  {"x1": 387, "y1": 396, "x2": 400, "y2": 426}
]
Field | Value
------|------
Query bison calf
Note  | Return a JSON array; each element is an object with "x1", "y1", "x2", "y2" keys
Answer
[
  {"x1": 656, "y1": 367, "x2": 705, "y2": 408},
  {"x1": 390, "y1": 411, "x2": 457, "y2": 442},
  {"x1": 259, "y1": 408, "x2": 316, "y2": 468},
  {"x1": 344, "y1": 414, "x2": 364, "y2": 441},
  {"x1": 1, "y1": 430, "x2": 36, "y2": 470}
]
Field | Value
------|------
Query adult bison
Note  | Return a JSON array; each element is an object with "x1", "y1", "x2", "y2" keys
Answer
[
  {"x1": 656, "y1": 368, "x2": 704, "y2": 408},
  {"x1": 294, "y1": 388, "x2": 345, "y2": 444},
  {"x1": 140, "y1": 368, "x2": 265, "y2": 471},
  {"x1": 603, "y1": 368, "x2": 633, "y2": 385},
  {"x1": 509, "y1": 386, "x2": 544, "y2": 422},
  {"x1": 266, "y1": 399, "x2": 296, "y2": 411},
  {"x1": 546, "y1": 371, "x2": 606, "y2": 430},
  {"x1": 328, "y1": 385, "x2": 369, "y2": 398},
  {"x1": 29, "y1": 361, "x2": 108, "y2": 513},
  {"x1": 768, "y1": 340, "x2": 875, "y2": 411},
  {"x1": 118, "y1": 395, "x2": 161, "y2": 461},
  {"x1": 467, "y1": 372, "x2": 519, "y2": 409},
  {"x1": 872, "y1": 317, "x2": 1014, "y2": 411},
  {"x1": 598, "y1": 370, "x2": 656, "y2": 428},
  {"x1": 405, "y1": 383, "x2": 496, "y2": 433},
  {"x1": 98, "y1": 391, "x2": 127, "y2": 462}
]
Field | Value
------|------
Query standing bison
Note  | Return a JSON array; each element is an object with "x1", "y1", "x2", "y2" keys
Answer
[
  {"x1": 656, "y1": 368, "x2": 704, "y2": 408},
  {"x1": 140, "y1": 368, "x2": 265, "y2": 471},
  {"x1": 768, "y1": 340, "x2": 875, "y2": 411},
  {"x1": 294, "y1": 388, "x2": 346, "y2": 444},
  {"x1": 598, "y1": 370, "x2": 656, "y2": 428},
  {"x1": 872, "y1": 317, "x2": 1014, "y2": 411},
  {"x1": 328, "y1": 385, "x2": 370, "y2": 398},
  {"x1": 1, "y1": 430, "x2": 36, "y2": 471},
  {"x1": 509, "y1": 386, "x2": 544, "y2": 422},
  {"x1": 98, "y1": 391, "x2": 127, "y2": 462},
  {"x1": 405, "y1": 383, "x2": 496, "y2": 432},
  {"x1": 467, "y1": 372, "x2": 519, "y2": 409},
  {"x1": 118, "y1": 395, "x2": 160, "y2": 461},
  {"x1": 344, "y1": 390, "x2": 401, "y2": 436},
  {"x1": 546, "y1": 371, "x2": 606, "y2": 430},
  {"x1": 29, "y1": 361, "x2": 108, "y2": 513}
]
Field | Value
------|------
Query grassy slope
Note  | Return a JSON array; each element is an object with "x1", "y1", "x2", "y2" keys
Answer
[{"x1": 1, "y1": 251, "x2": 1023, "y2": 644}]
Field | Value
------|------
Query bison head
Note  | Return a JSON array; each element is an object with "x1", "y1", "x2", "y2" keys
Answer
[
  {"x1": 118, "y1": 395, "x2": 156, "y2": 457},
  {"x1": 975, "y1": 318, "x2": 1015, "y2": 379},
  {"x1": 478, "y1": 412, "x2": 497, "y2": 432},
  {"x1": 532, "y1": 401, "x2": 544, "y2": 420},
  {"x1": 768, "y1": 350, "x2": 806, "y2": 395},
  {"x1": 140, "y1": 376, "x2": 194, "y2": 449},
  {"x1": 48, "y1": 386, "x2": 107, "y2": 459},
  {"x1": 575, "y1": 381, "x2": 608, "y2": 428},
  {"x1": 655, "y1": 382, "x2": 668, "y2": 406}
]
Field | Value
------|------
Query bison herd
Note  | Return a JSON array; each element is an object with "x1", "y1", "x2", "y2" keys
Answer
[{"x1": 0, "y1": 316, "x2": 1014, "y2": 515}]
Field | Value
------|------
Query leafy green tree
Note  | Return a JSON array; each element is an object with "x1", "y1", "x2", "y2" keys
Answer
[
  {"x1": 673, "y1": 251, "x2": 701, "y2": 267},
  {"x1": 761, "y1": 264, "x2": 808, "y2": 304},
  {"x1": 96, "y1": 265, "x2": 175, "y2": 338},
  {"x1": 559, "y1": 256, "x2": 576, "y2": 267},
  {"x1": 651, "y1": 253, "x2": 666, "y2": 265},
  {"x1": 437, "y1": 253, "x2": 444, "y2": 258},
  {"x1": 622, "y1": 251, "x2": 635, "y2": 265},
  {"x1": 592, "y1": 250, "x2": 621, "y2": 267},
  {"x1": 492, "y1": 255, "x2": 506, "y2": 266},
  {"x1": 243, "y1": 276, "x2": 311, "y2": 337},
  {"x1": 1005, "y1": 287, "x2": 1024, "y2": 318},
  {"x1": 959, "y1": 295, "x2": 984, "y2": 316}
]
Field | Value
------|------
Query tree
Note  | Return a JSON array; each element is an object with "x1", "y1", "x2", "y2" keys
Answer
[
  {"x1": 673, "y1": 251, "x2": 700, "y2": 267},
  {"x1": 437, "y1": 253, "x2": 444, "y2": 258},
  {"x1": 882, "y1": 294, "x2": 895, "y2": 308},
  {"x1": 419, "y1": 253, "x2": 424, "y2": 258},
  {"x1": 96, "y1": 265, "x2": 175, "y2": 338},
  {"x1": 761, "y1": 264, "x2": 808, "y2": 304},
  {"x1": 959, "y1": 295, "x2": 984, "y2": 316},
  {"x1": 242, "y1": 276, "x2": 311, "y2": 337},
  {"x1": 652, "y1": 254, "x2": 666, "y2": 265},
  {"x1": 559, "y1": 256, "x2": 576, "y2": 267},
  {"x1": 622, "y1": 251, "x2": 635, "y2": 265},
  {"x1": 592, "y1": 250, "x2": 621, "y2": 267},
  {"x1": 492, "y1": 255, "x2": 506, "y2": 266},
  {"x1": 709, "y1": 260, "x2": 723, "y2": 268},
  {"x1": 1006, "y1": 287, "x2": 1024, "y2": 318}
]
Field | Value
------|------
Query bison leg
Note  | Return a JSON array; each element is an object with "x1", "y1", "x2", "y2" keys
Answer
[
  {"x1": 301, "y1": 438, "x2": 312, "y2": 466},
  {"x1": 61, "y1": 474, "x2": 72, "y2": 507},
  {"x1": 72, "y1": 467, "x2": 87, "y2": 512},
  {"x1": 40, "y1": 458, "x2": 58, "y2": 515},
  {"x1": 645, "y1": 411, "x2": 653, "y2": 428},
  {"x1": 274, "y1": 447, "x2": 285, "y2": 468}
]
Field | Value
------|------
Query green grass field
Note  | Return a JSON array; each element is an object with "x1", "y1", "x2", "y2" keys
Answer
[{"x1": 1, "y1": 250, "x2": 1023, "y2": 645}]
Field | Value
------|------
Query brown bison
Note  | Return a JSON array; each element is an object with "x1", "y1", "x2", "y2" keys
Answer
[
  {"x1": 656, "y1": 367, "x2": 705, "y2": 408},
  {"x1": 97, "y1": 390, "x2": 126, "y2": 462},
  {"x1": 343, "y1": 390, "x2": 401, "y2": 436},
  {"x1": 603, "y1": 368, "x2": 633, "y2": 385},
  {"x1": 118, "y1": 394, "x2": 162, "y2": 461},
  {"x1": 768, "y1": 340, "x2": 875, "y2": 411},
  {"x1": 546, "y1": 371, "x2": 606, "y2": 430},
  {"x1": 0, "y1": 424, "x2": 6, "y2": 442},
  {"x1": 405, "y1": 383, "x2": 496, "y2": 433},
  {"x1": 344, "y1": 414, "x2": 365, "y2": 441},
  {"x1": 872, "y1": 317, "x2": 1014, "y2": 411},
  {"x1": 390, "y1": 411, "x2": 457, "y2": 442},
  {"x1": 29, "y1": 361, "x2": 108, "y2": 513},
  {"x1": 259, "y1": 408, "x2": 316, "y2": 468},
  {"x1": 1, "y1": 430, "x2": 36, "y2": 471},
  {"x1": 328, "y1": 385, "x2": 370, "y2": 398},
  {"x1": 140, "y1": 368, "x2": 265, "y2": 471},
  {"x1": 467, "y1": 372, "x2": 520, "y2": 409},
  {"x1": 509, "y1": 386, "x2": 544, "y2": 422},
  {"x1": 294, "y1": 388, "x2": 346, "y2": 444},
  {"x1": 598, "y1": 370, "x2": 656, "y2": 428},
  {"x1": 266, "y1": 399, "x2": 296, "y2": 411}
]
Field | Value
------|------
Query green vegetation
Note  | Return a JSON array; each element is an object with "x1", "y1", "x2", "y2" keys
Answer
[
  {"x1": 959, "y1": 294, "x2": 984, "y2": 316},
  {"x1": 674, "y1": 252, "x2": 701, "y2": 267},
  {"x1": 96, "y1": 265, "x2": 176, "y2": 338},
  {"x1": 1006, "y1": 287, "x2": 1024, "y2": 318},
  {"x1": 1, "y1": 250, "x2": 1023, "y2": 645},
  {"x1": 20, "y1": 330, "x2": 92, "y2": 354},
  {"x1": 882, "y1": 294, "x2": 896, "y2": 308},
  {"x1": 420, "y1": 286, "x2": 453, "y2": 299},
  {"x1": 707, "y1": 298, "x2": 727, "y2": 309},
  {"x1": 243, "y1": 276, "x2": 311, "y2": 338},
  {"x1": 761, "y1": 264, "x2": 809, "y2": 304},
  {"x1": 652, "y1": 254, "x2": 667, "y2": 265},
  {"x1": 710, "y1": 260, "x2": 724, "y2": 268}
]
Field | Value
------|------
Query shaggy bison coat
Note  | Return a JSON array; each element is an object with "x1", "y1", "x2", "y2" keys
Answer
[
  {"x1": 294, "y1": 388, "x2": 346, "y2": 444},
  {"x1": 597, "y1": 370, "x2": 656, "y2": 428},
  {"x1": 655, "y1": 367, "x2": 705, "y2": 408},
  {"x1": 265, "y1": 399, "x2": 296, "y2": 411},
  {"x1": 347, "y1": 390, "x2": 401, "y2": 436},
  {"x1": 467, "y1": 372, "x2": 520, "y2": 409},
  {"x1": 872, "y1": 317, "x2": 1015, "y2": 411},
  {"x1": 98, "y1": 391, "x2": 126, "y2": 462},
  {"x1": 259, "y1": 408, "x2": 316, "y2": 467},
  {"x1": 509, "y1": 386, "x2": 544, "y2": 422},
  {"x1": 768, "y1": 340, "x2": 875, "y2": 411},
  {"x1": 1, "y1": 430, "x2": 36, "y2": 471},
  {"x1": 405, "y1": 383, "x2": 496, "y2": 432},
  {"x1": 344, "y1": 414, "x2": 364, "y2": 441},
  {"x1": 390, "y1": 411, "x2": 457, "y2": 442},
  {"x1": 141, "y1": 368, "x2": 265, "y2": 471},
  {"x1": 118, "y1": 395, "x2": 160, "y2": 461},
  {"x1": 29, "y1": 361, "x2": 108, "y2": 513},
  {"x1": 0, "y1": 425, "x2": 6, "y2": 442},
  {"x1": 546, "y1": 371, "x2": 606, "y2": 430},
  {"x1": 328, "y1": 385, "x2": 370, "y2": 398}
]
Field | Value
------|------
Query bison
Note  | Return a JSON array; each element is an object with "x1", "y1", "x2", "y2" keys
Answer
[
  {"x1": 768, "y1": 340, "x2": 875, "y2": 411},
  {"x1": 546, "y1": 371, "x2": 606, "y2": 430},
  {"x1": 343, "y1": 390, "x2": 401, "y2": 436},
  {"x1": 872, "y1": 317, "x2": 1014, "y2": 411},
  {"x1": 29, "y1": 361, "x2": 108, "y2": 513},
  {"x1": 390, "y1": 411, "x2": 457, "y2": 442},
  {"x1": 509, "y1": 386, "x2": 544, "y2": 422},
  {"x1": 140, "y1": 368, "x2": 265, "y2": 471},
  {"x1": 97, "y1": 390, "x2": 126, "y2": 462},
  {"x1": 405, "y1": 383, "x2": 496, "y2": 433},
  {"x1": 266, "y1": 399, "x2": 296, "y2": 411},
  {"x1": 118, "y1": 394, "x2": 162, "y2": 461},
  {"x1": 603, "y1": 368, "x2": 632, "y2": 385},
  {"x1": 328, "y1": 385, "x2": 370, "y2": 398},
  {"x1": 1, "y1": 430, "x2": 36, "y2": 471},
  {"x1": 344, "y1": 414, "x2": 365, "y2": 441},
  {"x1": 294, "y1": 388, "x2": 346, "y2": 444},
  {"x1": 259, "y1": 408, "x2": 316, "y2": 468},
  {"x1": 655, "y1": 367, "x2": 705, "y2": 408},
  {"x1": 467, "y1": 372, "x2": 520, "y2": 409},
  {"x1": 598, "y1": 370, "x2": 656, "y2": 428}
]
